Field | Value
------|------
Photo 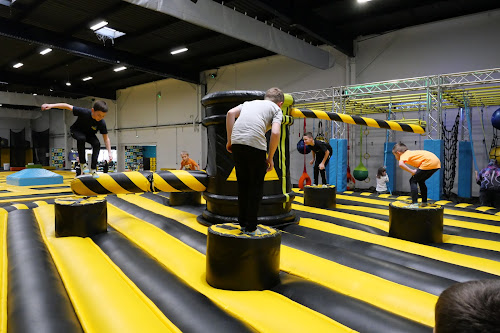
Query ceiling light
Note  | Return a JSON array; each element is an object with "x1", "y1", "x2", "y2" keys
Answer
[
  {"x1": 114, "y1": 66, "x2": 127, "y2": 72},
  {"x1": 40, "y1": 48, "x2": 52, "y2": 55},
  {"x1": 82, "y1": 76, "x2": 93, "y2": 81},
  {"x1": 357, "y1": 0, "x2": 372, "y2": 3},
  {"x1": 90, "y1": 21, "x2": 108, "y2": 31},
  {"x1": 13, "y1": 63, "x2": 23, "y2": 68},
  {"x1": 33, "y1": 93, "x2": 37, "y2": 96},
  {"x1": 171, "y1": 47, "x2": 188, "y2": 55},
  {"x1": 66, "y1": 82, "x2": 71, "y2": 86}
]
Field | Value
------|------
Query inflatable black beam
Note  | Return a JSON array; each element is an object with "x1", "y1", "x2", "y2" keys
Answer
[
  {"x1": 206, "y1": 223, "x2": 281, "y2": 290},
  {"x1": 389, "y1": 201, "x2": 444, "y2": 243},
  {"x1": 7, "y1": 210, "x2": 83, "y2": 333},
  {"x1": 169, "y1": 192, "x2": 202, "y2": 206},
  {"x1": 304, "y1": 185, "x2": 336, "y2": 209},
  {"x1": 200, "y1": 90, "x2": 296, "y2": 226},
  {"x1": 55, "y1": 197, "x2": 107, "y2": 237}
]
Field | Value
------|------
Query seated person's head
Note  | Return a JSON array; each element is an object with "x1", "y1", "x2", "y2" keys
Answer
[
  {"x1": 91, "y1": 100, "x2": 108, "y2": 121},
  {"x1": 303, "y1": 132, "x2": 314, "y2": 146},
  {"x1": 435, "y1": 279, "x2": 500, "y2": 333}
]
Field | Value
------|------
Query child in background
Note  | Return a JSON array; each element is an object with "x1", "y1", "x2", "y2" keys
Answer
[
  {"x1": 179, "y1": 151, "x2": 199, "y2": 170},
  {"x1": 376, "y1": 166, "x2": 389, "y2": 194},
  {"x1": 392, "y1": 142, "x2": 441, "y2": 208}
]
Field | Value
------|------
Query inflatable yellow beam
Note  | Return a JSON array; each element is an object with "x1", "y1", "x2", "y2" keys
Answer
[{"x1": 290, "y1": 108, "x2": 425, "y2": 134}]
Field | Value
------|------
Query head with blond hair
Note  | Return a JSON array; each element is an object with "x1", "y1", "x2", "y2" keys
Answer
[
  {"x1": 264, "y1": 87, "x2": 284, "y2": 105},
  {"x1": 392, "y1": 142, "x2": 408, "y2": 154}
]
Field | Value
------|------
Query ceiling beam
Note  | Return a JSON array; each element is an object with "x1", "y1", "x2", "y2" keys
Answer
[
  {"x1": 0, "y1": 17, "x2": 200, "y2": 84},
  {"x1": 124, "y1": 0, "x2": 334, "y2": 69},
  {"x1": 0, "y1": 70, "x2": 117, "y2": 99}
]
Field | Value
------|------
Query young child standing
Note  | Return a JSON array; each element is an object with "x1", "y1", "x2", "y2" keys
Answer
[
  {"x1": 179, "y1": 151, "x2": 199, "y2": 170},
  {"x1": 226, "y1": 87, "x2": 284, "y2": 235},
  {"x1": 392, "y1": 142, "x2": 441, "y2": 207},
  {"x1": 376, "y1": 166, "x2": 389, "y2": 194}
]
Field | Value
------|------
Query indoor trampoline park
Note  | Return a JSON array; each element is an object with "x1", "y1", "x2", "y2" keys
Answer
[{"x1": 1, "y1": 1, "x2": 500, "y2": 333}]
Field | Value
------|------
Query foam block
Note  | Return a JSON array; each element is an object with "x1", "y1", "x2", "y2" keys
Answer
[{"x1": 6, "y1": 168, "x2": 63, "y2": 186}]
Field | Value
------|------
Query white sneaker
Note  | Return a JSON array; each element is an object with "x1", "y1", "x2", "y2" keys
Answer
[
  {"x1": 91, "y1": 169, "x2": 99, "y2": 178},
  {"x1": 81, "y1": 163, "x2": 89, "y2": 174},
  {"x1": 407, "y1": 203, "x2": 419, "y2": 208}
]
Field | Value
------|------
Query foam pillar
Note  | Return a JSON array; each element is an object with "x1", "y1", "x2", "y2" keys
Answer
[
  {"x1": 423, "y1": 140, "x2": 443, "y2": 201},
  {"x1": 329, "y1": 139, "x2": 347, "y2": 193},
  {"x1": 385, "y1": 142, "x2": 397, "y2": 193},
  {"x1": 458, "y1": 141, "x2": 472, "y2": 198}
]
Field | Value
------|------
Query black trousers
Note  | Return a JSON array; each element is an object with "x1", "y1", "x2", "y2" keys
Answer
[
  {"x1": 232, "y1": 144, "x2": 267, "y2": 232},
  {"x1": 410, "y1": 168, "x2": 439, "y2": 203},
  {"x1": 313, "y1": 156, "x2": 330, "y2": 185},
  {"x1": 479, "y1": 189, "x2": 500, "y2": 209},
  {"x1": 71, "y1": 130, "x2": 100, "y2": 170}
]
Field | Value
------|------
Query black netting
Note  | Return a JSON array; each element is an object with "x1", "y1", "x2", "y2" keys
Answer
[
  {"x1": 10, "y1": 129, "x2": 26, "y2": 167},
  {"x1": 441, "y1": 113, "x2": 460, "y2": 198},
  {"x1": 32, "y1": 129, "x2": 50, "y2": 165}
]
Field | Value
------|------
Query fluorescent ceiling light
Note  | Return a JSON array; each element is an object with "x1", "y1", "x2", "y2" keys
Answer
[
  {"x1": 171, "y1": 47, "x2": 188, "y2": 55},
  {"x1": 13, "y1": 62, "x2": 23, "y2": 68},
  {"x1": 90, "y1": 21, "x2": 108, "y2": 31},
  {"x1": 33, "y1": 93, "x2": 37, "y2": 96},
  {"x1": 40, "y1": 48, "x2": 52, "y2": 55},
  {"x1": 114, "y1": 66, "x2": 127, "y2": 72},
  {"x1": 82, "y1": 76, "x2": 93, "y2": 81},
  {"x1": 95, "y1": 27, "x2": 126, "y2": 39},
  {"x1": 357, "y1": 0, "x2": 372, "y2": 3},
  {"x1": 66, "y1": 82, "x2": 71, "y2": 86}
]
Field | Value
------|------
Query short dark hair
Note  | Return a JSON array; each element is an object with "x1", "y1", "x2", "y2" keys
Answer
[
  {"x1": 435, "y1": 280, "x2": 500, "y2": 333},
  {"x1": 303, "y1": 132, "x2": 313, "y2": 138},
  {"x1": 93, "y1": 100, "x2": 108, "y2": 112},
  {"x1": 265, "y1": 87, "x2": 284, "y2": 104}
]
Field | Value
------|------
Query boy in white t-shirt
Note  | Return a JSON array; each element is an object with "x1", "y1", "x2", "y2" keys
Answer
[{"x1": 226, "y1": 87, "x2": 284, "y2": 235}]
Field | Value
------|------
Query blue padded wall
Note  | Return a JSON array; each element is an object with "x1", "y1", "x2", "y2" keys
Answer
[
  {"x1": 329, "y1": 139, "x2": 347, "y2": 192},
  {"x1": 458, "y1": 141, "x2": 472, "y2": 198},
  {"x1": 423, "y1": 139, "x2": 443, "y2": 201},
  {"x1": 384, "y1": 142, "x2": 396, "y2": 194}
]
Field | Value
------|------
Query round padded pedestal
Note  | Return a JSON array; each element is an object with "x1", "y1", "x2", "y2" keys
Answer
[
  {"x1": 389, "y1": 201, "x2": 443, "y2": 244},
  {"x1": 206, "y1": 223, "x2": 281, "y2": 290},
  {"x1": 169, "y1": 192, "x2": 202, "y2": 206},
  {"x1": 304, "y1": 185, "x2": 336, "y2": 209},
  {"x1": 54, "y1": 197, "x2": 107, "y2": 237}
]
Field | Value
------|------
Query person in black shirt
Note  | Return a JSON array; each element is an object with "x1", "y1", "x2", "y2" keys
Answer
[
  {"x1": 41, "y1": 100, "x2": 112, "y2": 177},
  {"x1": 303, "y1": 132, "x2": 332, "y2": 185}
]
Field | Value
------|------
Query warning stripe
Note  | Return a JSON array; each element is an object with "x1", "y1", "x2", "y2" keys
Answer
[
  {"x1": 71, "y1": 172, "x2": 152, "y2": 196},
  {"x1": 290, "y1": 108, "x2": 425, "y2": 134},
  {"x1": 153, "y1": 170, "x2": 207, "y2": 193}
]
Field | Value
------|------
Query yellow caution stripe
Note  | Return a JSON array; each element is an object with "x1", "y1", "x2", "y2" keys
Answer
[
  {"x1": 34, "y1": 205, "x2": 181, "y2": 333},
  {"x1": 153, "y1": 170, "x2": 207, "y2": 192},
  {"x1": 290, "y1": 108, "x2": 425, "y2": 134},
  {"x1": 71, "y1": 171, "x2": 152, "y2": 196}
]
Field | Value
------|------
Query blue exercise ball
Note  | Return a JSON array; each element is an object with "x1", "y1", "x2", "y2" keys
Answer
[
  {"x1": 492, "y1": 108, "x2": 500, "y2": 130},
  {"x1": 297, "y1": 139, "x2": 311, "y2": 154}
]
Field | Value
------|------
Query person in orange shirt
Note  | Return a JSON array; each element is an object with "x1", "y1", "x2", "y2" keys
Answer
[
  {"x1": 392, "y1": 142, "x2": 441, "y2": 208},
  {"x1": 179, "y1": 151, "x2": 199, "y2": 170}
]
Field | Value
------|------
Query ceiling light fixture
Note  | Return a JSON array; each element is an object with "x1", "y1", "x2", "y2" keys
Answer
[
  {"x1": 33, "y1": 93, "x2": 37, "y2": 96},
  {"x1": 357, "y1": 0, "x2": 372, "y2": 3},
  {"x1": 171, "y1": 47, "x2": 188, "y2": 55},
  {"x1": 13, "y1": 63, "x2": 23, "y2": 68},
  {"x1": 82, "y1": 76, "x2": 93, "y2": 81},
  {"x1": 66, "y1": 82, "x2": 71, "y2": 86},
  {"x1": 114, "y1": 66, "x2": 127, "y2": 72},
  {"x1": 40, "y1": 48, "x2": 52, "y2": 55},
  {"x1": 90, "y1": 21, "x2": 108, "y2": 31}
]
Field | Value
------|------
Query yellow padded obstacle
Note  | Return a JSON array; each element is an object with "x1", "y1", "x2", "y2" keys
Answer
[{"x1": 290, "y1": 108, "x2": 426, "y2": 134}]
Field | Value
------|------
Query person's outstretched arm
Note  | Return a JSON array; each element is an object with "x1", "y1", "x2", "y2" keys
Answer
[
  {"x1": 102, "y1": 134, "x2": 112, "y2": 162},
  {"x1": 41, "y1": 103, "x2": 73, "y2": 111},
  {"x1": 226, "y1": 106, "x2": 241, "y2": 153},
  {"x1": 266, "y1": 122, "x2": 281, "y2": 172}
]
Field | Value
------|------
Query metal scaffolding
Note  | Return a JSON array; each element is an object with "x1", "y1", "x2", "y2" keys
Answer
[{"x1": 291, "y1": 68, "x2": 500, "y2": 140}]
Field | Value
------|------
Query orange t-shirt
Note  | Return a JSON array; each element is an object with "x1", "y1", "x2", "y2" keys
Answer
[
  {"x1": 180, "y1": 158, "x2": 199, "y2": 170},
  {"x1": 400, "y1": 150, "x2": 441, "y2": 170}
]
